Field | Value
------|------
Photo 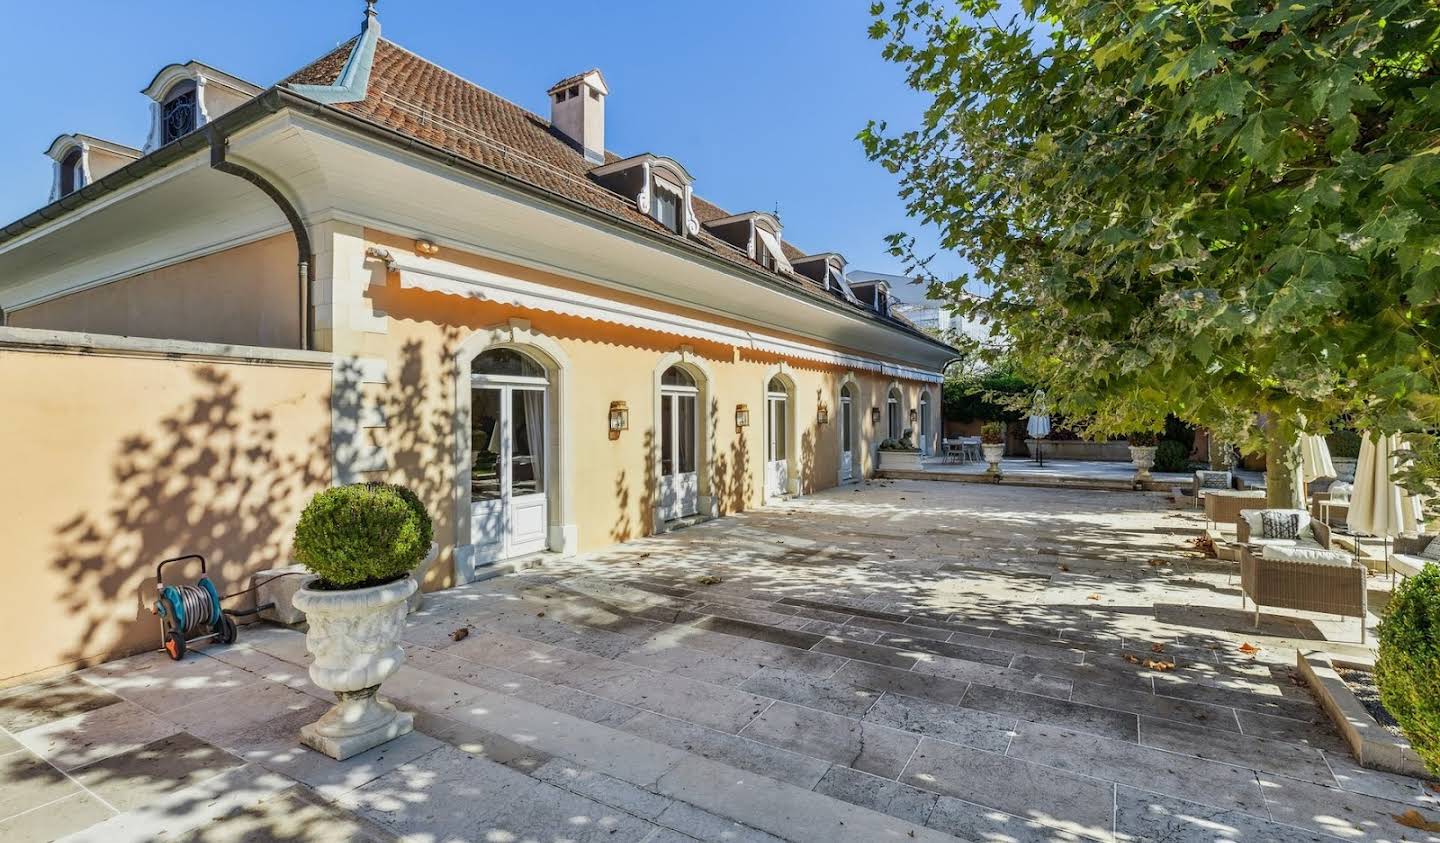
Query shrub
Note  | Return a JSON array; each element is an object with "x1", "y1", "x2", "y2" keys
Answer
[
  {"x1": 1376, "y1": 564, "x2": 1440, "y2": 777},
  {"x1": 980, "y1": 421, "x2": 1006, "y2": 444},
  {"x1": 879, "y1": 438, "x2": 915, "y2": 451},
  {"x1": 1328, "y1": 429, "x2": 1363, "y2": 460},
  {"x1": 294, "y1": 483, "x2": 433, "y2": 589},
  {"x1": 1128, "y1": 431, "x2": 1160, "y2": 447},
  {"x1": 1154, "y1": 439, "x2": 1189, "y2": 472}
]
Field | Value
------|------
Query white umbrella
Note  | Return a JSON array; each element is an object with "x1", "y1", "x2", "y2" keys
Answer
[
  {"x1": 1349, "y1": 433, "x2": 1424, "y2": 571},
  {"x1": 1296, "y1": 434, "x2": 1336, "y2": 486},
  {"x1": 1026, "y1": 415, "x2": 1052, "y2": 439}
]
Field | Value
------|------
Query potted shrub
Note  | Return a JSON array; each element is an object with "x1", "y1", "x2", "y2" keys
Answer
[
  {"x1": 980, "y1": 422, "x2": 1006, "y2": 475},
  {"x1": 291, "y1": 483, "x2": 433, "y2": 760},
  {"x1": 1128, "y1": 432, "x2": 1160, "y2": 480},
  {"x1": 878, "y1": 429, "x2": 923, "y2": 470},
  {"x1": 1376, "y1": 564, "x2": 1440, "y2": 777}
]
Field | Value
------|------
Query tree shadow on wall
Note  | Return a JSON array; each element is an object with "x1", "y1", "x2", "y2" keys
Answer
[
  {"x1": 610, "y1": 428, "x2": 657, "y2": 543},
  {"x1": 46, "y1": 365, "x2": 330, "y2": 669}
]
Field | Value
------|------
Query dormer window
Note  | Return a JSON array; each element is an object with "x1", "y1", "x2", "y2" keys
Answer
[
  {"x1": 142, "y1": 62, "x2": 261, "y2": 153},
  {"x1": 754, "y1": 237, "x2": 777, "y2": 271},
  {"x1": 593, "y1": 153, "x2": 699, "y2": 237},
  {"x1": 160, "y1": 81, "x2": 199, "y2": 144},
  {"x1": 59, "y1": 149, "x2": 85, "y2": 196}
]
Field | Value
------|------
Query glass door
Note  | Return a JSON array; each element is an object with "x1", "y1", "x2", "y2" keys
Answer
[
  {"x1": 919, "y1": 392, "x2": 932, "y2": 456},
  {"x1": 660, "y1": 385, "x2": 699, "y2": 521},
  {"x1": 470, "y1": 349, "x2": 549, "y2": 561},
  {"x1": 840, "y1": 387, "x2": 854, "y2": 481},
  {"x1": 766, "y1": 378, "x2": 788, "y2": 497}
]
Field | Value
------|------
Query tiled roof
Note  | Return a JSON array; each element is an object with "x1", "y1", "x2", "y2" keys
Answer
[{"x1": 284, "y1": 38, "x2": 923, "y2": 334}]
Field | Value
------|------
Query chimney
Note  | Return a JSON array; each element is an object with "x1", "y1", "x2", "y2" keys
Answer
[{"x1": 548, "y1": 69, "x2": 608, "y2": 164}]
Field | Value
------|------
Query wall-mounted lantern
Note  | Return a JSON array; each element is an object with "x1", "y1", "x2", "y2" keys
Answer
[
  {"x1": 909, "y1": 408, "x2": 919, "y2": 425},
  {"x1": 817, "y1": 404, "x2": 830, "y2": 425},
  {"x1": 414, "y1": 238, "x2": 441, "y2": 256},
  {"x1": 608, "y1": 401, "x2": 629, "y2": 440},
  {"x1": 871, "y1": 407, "x2": 881, "y2": 424},
  {"x1": 735, "y1": 404, "x2": 751, "y2": 429}
]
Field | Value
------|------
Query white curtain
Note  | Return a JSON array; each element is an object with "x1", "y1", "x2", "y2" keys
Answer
[
  {"x1": 1295, "y1": 434, "x2": 1336, "y2": 487},
  {"x1": 522, "y1": 390, "x2": 545, "y2": 490},
  {"x1": 1349, "y1": 433, "x2": 1423, "y2": 538}
]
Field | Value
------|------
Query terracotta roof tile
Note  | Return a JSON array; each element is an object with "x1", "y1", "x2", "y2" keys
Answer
[{"x1": 285, "y1": 39, "x2": 927, "y2": 337}]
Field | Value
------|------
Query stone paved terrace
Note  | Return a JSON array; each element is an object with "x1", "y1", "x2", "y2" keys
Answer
[{"x1": 2, "y1": 481, "x2": 1437, "y2": 842}]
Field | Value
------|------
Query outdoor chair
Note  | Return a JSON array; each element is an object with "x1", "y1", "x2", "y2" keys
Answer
[
  {"x1": 1309, "y1": 481, "x2": 1352, "y2": 530},
  {"x1": 1391, "y1": 533, "x2": 1439, "y2": 580},
  {"x1": 1237, "y1": 509, "x2": 1367, "y2": 642},
  {"x1": 1203, "y1": 489, "x2": 1267, "y2": 531},
  {"x1": 1192, "y1": 470, "x2": 1237, "y2": 511}
]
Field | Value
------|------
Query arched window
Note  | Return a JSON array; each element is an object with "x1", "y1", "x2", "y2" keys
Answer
[
  {"x1": 768, "y1": 376, "x2": 787, "y2": 394},
  {"x1": 661, "y1": 365, "x2": 696, "y2": 388},
  {"x1": 475, "y1": 347, "x2": 546, "y2": 379},
  {"x1": 839, "y1": 384, "x2": 855, "y2": 481},
  {"x1": 160, "y1": 81, "x2": 199, "y2": 145},
  {"x1": 887, "y1": 387, "x2": 902, "y2": 439},
  {"x1": 59, "y1": 148, "x2": 84, "y2": 196}
]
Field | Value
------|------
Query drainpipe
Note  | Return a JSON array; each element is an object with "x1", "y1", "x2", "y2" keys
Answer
[{"x1": 207, "y1": 126, "x2": 313, "y2": 351}]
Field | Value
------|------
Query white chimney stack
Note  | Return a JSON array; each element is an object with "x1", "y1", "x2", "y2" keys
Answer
[{"x1": 547, "y1": 69, "x2": 608, "y2": 164}]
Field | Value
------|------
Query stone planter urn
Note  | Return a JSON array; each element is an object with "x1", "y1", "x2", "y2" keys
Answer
[
  {"x1": 293, "y1": 575, "x2": 418, "y2": 760},
  {"x1": 1129, "y1": 445, "x2": 1158, "y2": 481},
  {"x1": 981, "y1": 443, "x2": 1006, "y2": 476},
  {"x1": 878, "y1": 449, "x2": 923, "y2": 471}
]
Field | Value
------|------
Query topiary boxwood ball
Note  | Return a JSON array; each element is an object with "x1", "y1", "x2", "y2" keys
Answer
[
  {"x1": 294, "y1": 483, "x2": 434, "y2": 589},
  {"x1": 1376, "y1": 563, "x2": 1440, "y2": 777}
]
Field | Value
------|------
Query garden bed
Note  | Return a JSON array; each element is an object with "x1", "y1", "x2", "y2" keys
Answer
[{"x1": 1297, "y1": 652, "x2": 1433, "y2": 780}]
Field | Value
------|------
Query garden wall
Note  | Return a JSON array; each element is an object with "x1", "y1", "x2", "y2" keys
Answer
[{"x1": 0, "y1": 328, "x2": 332, "y2": 684}]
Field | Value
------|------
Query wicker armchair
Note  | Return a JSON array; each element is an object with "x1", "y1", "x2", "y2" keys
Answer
[
  {"x1": 1392, "y1": 534, "x2": 1437, "y2": 579},
  {"x1": 1192, "y1": 470, "x2": 1238, "y2": 511},
  {"x1": 1238, "y1": 519, "x2": 1367, "y2": 642},
  {"x1": 1205, "y1": 489, "x2": 1267, "y2": 530}
]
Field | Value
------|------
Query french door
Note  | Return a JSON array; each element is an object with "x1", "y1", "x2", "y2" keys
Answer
[
  {"x1": 840, "y1": 388, "x2": 854, "y2": 481},
  {"x1": 919, "y1": 392, "x2": 932, "y2": 456},
  {"x1": 659, "y1": 382, "x2": 699, "y2": 521},
  {"x1": 766, "y1": 382, "x2": 789, "y2": 497},
  {"x1": 470, "y1": 351, "x2": 549, "y2": 561}
]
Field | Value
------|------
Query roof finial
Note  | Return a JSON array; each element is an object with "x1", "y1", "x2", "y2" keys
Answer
[{"x1": 365, "y1": 0, "x2": 378, "y2": 23}]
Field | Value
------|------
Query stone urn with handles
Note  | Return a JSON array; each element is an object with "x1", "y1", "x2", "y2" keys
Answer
[
  {"x1": 981, "y1": 443, "x2": 1006, "y2": 476},
  {"x1": 1129, "y1": 446, "x2": 1159, "y2": 482},
  {"x1": 293, "y1": 574, "x2": 417, "y2": 760}
]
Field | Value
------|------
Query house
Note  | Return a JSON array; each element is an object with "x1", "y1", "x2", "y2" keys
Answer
[{"x1": 0, "y1": 4, "x2": 957, "y2": 680}]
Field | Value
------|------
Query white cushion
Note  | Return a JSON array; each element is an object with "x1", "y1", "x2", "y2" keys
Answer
[
  {"x1": 1241, "y1": 509, "x2": 1311, "y2": 539},
  {"x1": 1260, "y1": 545, "x2": 1353, "y2": 566},
  {"x1": 1391, "y1": 554, "x2": 1428, "y2": 577}
]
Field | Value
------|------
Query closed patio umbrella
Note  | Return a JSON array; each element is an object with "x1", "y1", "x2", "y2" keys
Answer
[
  {"x1": 1027, "y1": 393, "x2": 1051, "y2": 466},
  {"x1": 1297, "y1": 433, "x2": 1336, "y2": 487},
  {"x1": 1349, "y1": 433, "x2": 1425, "y2": 575}
]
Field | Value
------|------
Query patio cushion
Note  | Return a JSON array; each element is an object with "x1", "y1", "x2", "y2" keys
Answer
[
  {"x1": 1260, "y1": 545, "x2": 1353, "y2": 566},
  {"x1": 1241, "y1": 509, "x2": 1311, "y2": 540},
  {"x1": 1196, "y1": 471, "x2": 1231, "y2": 490},
  {"x1": 1260, "y1": 511, "x2": 1301, "y2": 540},
  {"x1": 1392, "y1": 554, "x2": 1430, "y2": 578}
]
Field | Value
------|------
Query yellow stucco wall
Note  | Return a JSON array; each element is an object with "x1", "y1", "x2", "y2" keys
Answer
[
  {"x1": 8, "y1": 234, "x2": 302, "y2": 348},
  {"x1": 0, "y1": 346, "x2": 331, "y2": 683}
]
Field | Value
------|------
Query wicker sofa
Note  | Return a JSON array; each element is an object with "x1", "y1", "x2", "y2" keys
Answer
[
  {"x1": 1237, "y1": 512, "x2": 1368, "y2": 643},
  {"x1": 1392, "y1": 534, "x2": 1438, "y2": 579},
  {"x1": 1204, "y1": 489, "x2": 1267, "y2": 530}
]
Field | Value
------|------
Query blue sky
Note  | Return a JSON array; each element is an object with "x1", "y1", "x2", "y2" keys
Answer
[{"x1": 0, "y1": 0, "x2": 969, "y2": 294}]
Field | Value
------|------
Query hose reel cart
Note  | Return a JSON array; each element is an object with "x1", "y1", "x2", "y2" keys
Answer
[{"x1": 151, "y1": 554, "x2": 242, "y2": 660}]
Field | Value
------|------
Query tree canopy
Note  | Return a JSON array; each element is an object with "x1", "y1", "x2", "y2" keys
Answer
[{"x1": 862, "y1": 0, "x2": 1440, "y2": 497}]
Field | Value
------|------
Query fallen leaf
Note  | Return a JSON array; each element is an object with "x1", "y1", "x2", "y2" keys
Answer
[
  {"x1": 1123, "y1": 654, "x2": 1142, "y2": 664},
  {"x1": 1394, "y1": 809, "x2": 1440, "y2": 832},
  {"x1": 1058, "y1": 564, "x2": 1070, "y2": 572},
  {"x1": 1087, "y1": 593, "x2": 1102, "y2": 601},
  {"x1": 1151, "y1": 643, "x2": 1165, "y2": 653},
  {"x1": 697, "y1": 575, "x2": 723, "y2": 585},
  {"x1": 1238, "y1": 642, "x2": 1260, "y2": 655},
  {"x1": 536, "y1": 611, "x2": 546, "y2": 618},
  {"x1": 1428, "y1": 782, "x2": 1440, "y2": 795},
  {"x1": 1147, "y1": 558, "x2": 1167, "y2": 567},
  {"x1": 450, "y1": 627, "x2": 469, "y2": 642},
  {"x1": 1144, "y1": 659, "x2": 1175, "y2": 672}
]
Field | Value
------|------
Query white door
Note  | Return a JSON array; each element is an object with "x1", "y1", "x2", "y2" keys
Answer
[
  {"x1": 840, "y1": 389, "x2": 854, "y2": 481},
  {"x1": 470, "y1": 349, "x2": 549, "y2": 562},
  {"x1": 660, "y1": 387, "x2": 699, "y2": 521},
  {"x1": 766, "y1": 388, "x2": 788, "y2": 496}
]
